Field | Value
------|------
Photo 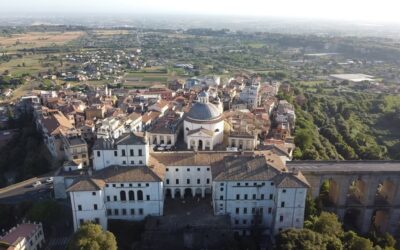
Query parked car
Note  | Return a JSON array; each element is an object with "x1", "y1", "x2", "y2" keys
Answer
[
  {"x1": 46, "y1": 177, "x2": 54, "y2": 183},
  {"x1": 32, "y1": 181, "x2": 42, "y2": 187}
]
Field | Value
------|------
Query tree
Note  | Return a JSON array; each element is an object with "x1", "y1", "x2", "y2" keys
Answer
[
  {"x1": 343, "y1": 231, "x2": 374, "y2": 250},
  {"x1": 68, "y1": 223, "x2": 117, "y2": 250},
  {"x1": 26, "y1": 200, "x2": 61, "y2": 226},
  {"x1": 275, "y1": 228, "x2": 326, "y2": 250},
  {"x1": 295, "y1": 129, "x2": 313, "y2": 150},
  {"x1": 310, "y1": 212, "x2": 344, "y2": 238},
  {"x1": 304, "y1": 194, "x2": 318, "y2": 221}
]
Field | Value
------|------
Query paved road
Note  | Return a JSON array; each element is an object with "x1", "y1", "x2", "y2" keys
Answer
[{"x1": 0, "y1": 176, "x2": 54, "y2": 204}]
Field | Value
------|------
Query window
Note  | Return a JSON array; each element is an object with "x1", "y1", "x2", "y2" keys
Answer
[
  {"x1": 237, "y1": 183, "x2": 241, "y2": 186},
  {"x1": 114, "y1": 209, "x2": 119, "y2": 215},
  {"x1": 268, "y1": 208, "x2": 272, "y2": 214},
  {"x1": 281, "y1": 202, "x2": 285, "y2": 207},
  {"x1": 269, "y1": 194, "x2": 273, "y2": 200},
  {"x1": 139, "y1": 208, "x2": 143, "y2": 215},
  {"x1": 121, "y1": 184, "x2": 124, "y2": 187},
  {"x1": 106, "y1": 184, "x2": 109, "y2": 187},
  {"x1": 166, "y1": 179, "x2": 170, "y2": 184},
  {"x1": 245, "y1": 183, "x2": 248, "y2": 186},
  {"x1": 187, "y1": 168, "x2": 190, "y2": 172},
  {"x1": 94, "y1": 204, "x2": 98, "y2": 210},
  {"x1": 197, "y1": 168, "x2": 200, "y2": 171},
  {"x1": 112, "y1": 184, "x2": 116, "y2": 187},
  {"x1": 243, "y1": 219, "x2": 247, "y2": 225},
  {"x1": 282, "y1": 189, "x2": 287, "y2": 193},
  {"x1": 146, "y1": 183, "x2": 149, "y2": 187},
  {"x1": 280, "y1": 215, "x2": 284, "y2": 222},
  {"x1": 252, "y1": 207, "x2": 256, "y2": 214},
  {"x1": 131, "y1": 161, "x2": 135, "y2": 164},
  {"x1": 129, "y1": 183, "x2": 133, "y2": 187},
  {"x1": 206, "y1": 178, "x2": 210, "y2": 184},
  {"x1": 243, "y1": 208, "x2": 247, "y2": 214},
  {"x1": 187, "y1": 179, "x2": 190, "y2": 184},
  {"x1": 175, "y1": 168, "x2": 179, "y2": 172},
  {"x1": 107, "y1": 196, "x2": 110, "y2": 202},
  {"x1": 235, "y1": 219, "x2": 239, "y2": 225},
  {"x1": 271, "y1": 182, "x2": 274, "y2": 186},
  {"x1": 220, "y1": 187, "x2": 224, "y2": 192},
  {"x1": 166, "y1": 168, "x2": 169, "y2": 171},
  {"x1": 114, "y1": 151, "x2": 118, "y2": 156},
  {"x1": 146, "y1": 195, "x2": 150, "y2": 200},
  {"x1": 95, "y1": 218, "x2": 100, "y2": 224},
  {"x1": 122, "y1": 149, "x2": 126, "y2": 156},
  {"x1": 138, "y1": 149, "x2": 142, "y2": 156},
  {"x1": 107, "y1": 209, "x2": 112, "y2": 215},
  {"x1": 123, "y1": 160, "x2": 126, "y2": 165},
  {"x1": 207, "y1": 168, "x2": 210, "y2": 171},
  {"x1": 130, "y1": 209, "x2": 135, "y2": 215},
  {"x1": 253, "y1": 183, "x2": 257, "y2": 186},
  {"x1": 176, "y1": 179, "x2": 179, "y2": 184},
  {"x1": 80, "y1": 219, "x2": 84, "y2": 225},
  {"x1": 138, "y1": 183, "x2": 141, "y2": 187},
  {"x1": 120, "y1": 191, "x2": 126, "y2": 201},
  {"x1": 236, "y1": 208, "x2": 239, "y2": 214},
  {"x1": 236, "y1": 194, "x2": 240, "y2": 200},
  {"x1": 97, "y1": 151, "x2": 100, "y2": 157},
  {"x1": 261, "y1": 194, "x2": 265, "y2": 199},
  {"x1": 137, "y1": 190, "x2": 143, "y2": 200},
  {"x1": 78, "y1": 205, "x2": 82, "y2": 211},
  {"x1": 139, "y1": 160, "x2": 143, "y2": 164},
  {"x1": 129, "y1": 190, "x2": 135, "y2": 201},
  {"x1": 114, "y1": 196, "x2": 117, "y2": 201},
  {"x1": 220, "y1": 196, "x2": 223, "y2": 200},
  {"x1": 122, "y1": 209, "x2": 127, "y2": 215},
  {"x1": 252, "y1": 194, "x2": 256, "y2": 200},
  {"x1": 197, "y1": 179, "x2": 200, "y2": 184},
  {"x1": 92, "y1": 192, "x2": 96, "y2": 196},
  {"x1": 244, "y1": 194, "x2": 248, "y2": 200},
  {"x1": 130, "y1": 149, "x2": 134, "y2": 156}
]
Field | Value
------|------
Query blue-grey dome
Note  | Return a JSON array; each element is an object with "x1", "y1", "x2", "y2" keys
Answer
[{"x1": 186, "y1": 102, "x2": 221, "y2": 121}]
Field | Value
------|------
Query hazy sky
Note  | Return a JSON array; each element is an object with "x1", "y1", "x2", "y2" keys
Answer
[{"x1": 2, "y1": 0, "x2": 400, "y2": 23}]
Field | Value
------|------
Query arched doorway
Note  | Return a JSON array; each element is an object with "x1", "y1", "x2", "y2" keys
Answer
[
  {"x1": 184, "y1": 188, "x2": 193, "y2": 198},
  {"x1": 174, "y1": 188, "x2": 181, "y2": 199},
  {"x1": 195, "y1": 188, "x2": 202, "y2": 197},
  {"x1": 198, "y1": 140, "x2": 203, "y2": 150},
  {"x1": 343, "y1": 209, "x2": 361, "y2": 231},
  {"x1": 165, "y1": 188, "x2": 172, "y2": 198}
]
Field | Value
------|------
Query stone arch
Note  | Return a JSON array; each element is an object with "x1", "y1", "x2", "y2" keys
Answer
[
  {"x1": 198, "y1": 140, "x2": 203, "y2": 150},
  {"x1": 165, "y1": 188, "x2": 172, "y2": 198},
  {"x1": 120, "y1": 190, "x2": 126, "y2": 201},
  {"x1": 128, "y1": 190, "x2": 135, "y2": 201},
  {"x1": 137, "y1": 190, "x2": 143, "y2": 200},
  {"x1": 319, "y1": 178, "x2": 339, "y2": 206},
  {"x1": 346, "y1": 177, "x2": 367, "y2": 205},
  {"x1": 343, "y1": 208, "x2": 362, "y2": 231},
  {"x1": 184, "y1": 188, "x2": 193, "y2": 198},
  {"x1": 375, "y1": 179, "x2": 396, "y2": 205},
  {"x1": 371, "y1": 209, "x2": 390, "y2": 232},
  {"x1": 195, "y1": 188, "x2": 202, "y2": 197},
  {"x1": 174, "y1": 188, "x2": 181, "y2": 198}
]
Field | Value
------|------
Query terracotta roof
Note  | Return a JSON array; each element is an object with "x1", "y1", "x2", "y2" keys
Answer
[
  {"x1": 272, "y1": 172, "x2": 310, "y2": 188},
  {"x1": 0, "y1": 223, "x2": 40, "y2": 247},
  {"x1": 67, "y1": 177, "x2": 106, "y2": 192},
  {"x1": 93, "y1": 165, "x2": 162, "y2": 183},
  {"x1": 142, "y1": 111, "x2": 161, "y2": 124},
  {"x1": 115, "y1": 133, "x2": 146, "y2": 145}
]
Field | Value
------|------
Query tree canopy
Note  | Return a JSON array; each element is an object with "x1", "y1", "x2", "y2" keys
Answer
[{"x1": 68, "y1": 223, "x2": 117, "y2": 250}]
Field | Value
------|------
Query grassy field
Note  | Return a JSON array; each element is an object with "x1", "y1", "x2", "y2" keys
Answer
[{"x1": 0, "y1": 32, "x2": 85, "y2": 51}]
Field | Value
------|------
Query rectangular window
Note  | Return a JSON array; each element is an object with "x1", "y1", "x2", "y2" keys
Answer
[
  {"x1": 114, "y1": 196, "x2": 117, "y2": 201},
  {"x1": 107, "y1": 209, "x2": 112, "y2": 215},
  {"x1": 122, "y1": 149, "x2": 126, "y2": 156},
  {"x1": 243, "y1": 219, "x2": 247, "y2": 225},
  {"x1": 197, "y1": 168, "x2": 200, "y2": 171},
  {"x1": 97, "y1": 151, "x2": 100, "y2": 157},
  {"x1": 252, "y1": 194, "x2": 256, "y2": 200},
  {"x1": 236, "y1": 208, "x2": 239, "y2": 214},
  {"x1": 269, "y1": 194, "x2": 273, "y2": 200},
  {"x1": 139, "y1": 208, "x2": 143, "y2": 215},
  {"x1": 281, "y1": 202, "x2": 285, "y2": 207},
  {"x1": 94, "y1": 204, "x2": 98, "y2": 210},
  {"x1": 131, "y1": 161, "x2": 134, "y2": 164},
  {"x1": 280, "y1": 215, "x2": 284, "y2": 222},
  {"x1": 114, "y1": 209, "x2": 119, "y2": 215},
  {"x1": 282, "y1": 189, "x2": 287, "y2": 193},
  {"x1": 268, "y1": 207, "x2": 272, "y2": 214},
  {"x1": 187, "y1": 179, "x2": 190, "y2": 184},
  {"x1": 220, "y1": 187, "x2": 224, "y2": 192},
  {"x1": 95, "y1": 218, "x2": 100, "y2": 224},
  {"x1": 79, "y1": 219, "x2": 84, "y2": 225},
  {"x1": 78, "y1": 205, "x2": 82, "y2": 211},
  {"x1": 92, "y1": 192, "x2": 96, "y2": 196},
  {"x1": 197, "y1": 179, "x2": 200, "y2": 184},
  {"x1": 139, "y1": 160, "x2": 143, "y2": 164},
  {"x1": 166, "y1": 179, "x2": 170, "y2": 184},
  {"x1": 123, "y1": 161, "x2": 126, "y2": 165},
  {"x1": 236, "y1": 194, "x2": 240, "y2": 200},
  {"x1": 244, "y1": 194, "x2": 248, "y2": 200},
  {"x1": 252, "y1": 207, "x2": 256, "y2": 214},
  {"x1": 122, "y1": 209, "x2": 126, "y2": 215},
  {"x1": 235, "y1": 219, "x2": 239, "y2": 225},
  {"x1": 206, "y1": 178, "x2": 210, "y2": 184},
  {"x1": 243, "y1": 208, "x2": 247, "y2": 214},
  {"x1": 176, "y1": 179, "x2": 179, "y2": 184},
  {"x1": 114, "y1": 151, "x2": 118, "y2": 156},
  {"x1": 146, "y1": 195, "x2": 150, "y2": 200},
  {"x1": 130, "y1": 149, "x2": 134, "y2": 156},
  {"x1": 220, "y1": 196, "x2": 223, "y2": 200},
  {"x1": 107, "y1": 196, "x2": 110, "y2": 201},
  {"x1": 130, "y1": 209, "x2": 135, "y2": 215},
  {"x1": 138, "y1": 149, "x2": 142, "y2": 156},
  {"x1": 261, "y1": 194, "x2": 265, "y2": 199},
  {"x1": 187, "y1": 168, "x2": 190, "y2": 172}
]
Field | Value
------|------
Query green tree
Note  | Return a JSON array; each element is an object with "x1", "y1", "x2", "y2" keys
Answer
[
  {"x1": 310, "y1": 212, "x2": 344, "y2": 238},
  {"x1": 295, "y1": 129, "x2": 313, "y2": 150},
  {"x1": 275, "y1": 228, "x2": 326, "y2": 250},
  {"x1": 26, "y1": 200, "x2": 61, "y2": 226},
  {"x1": 343, "y1": 231, "x2": 374, "y2": 250},
  {"x1": 68, "y1": 223, "x2": 117, "y2": 250}
]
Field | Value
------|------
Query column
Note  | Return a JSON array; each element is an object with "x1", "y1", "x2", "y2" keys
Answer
[
  {"x1": 336, "y1": 178, "x2": 351, "y2": 207},
  {"x1": 359, "y1": 208, "x2": 374, "y2": 234},
  {"x1": 201, "y1": 188, "x2": 205, "y2": 198},
  {"x1": 180, "y1": 188, "x2": 184, "y2": 199},
  {"x1": 171, "y1": 190, "x2": 175, "y2": 199}
]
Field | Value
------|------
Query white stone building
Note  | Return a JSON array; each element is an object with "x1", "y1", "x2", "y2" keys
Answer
[
  {"x1": 92, "y1": 132, "x2": 149, "y2": 170},
  {"x1": 239, "y1": 83, "x2": 261, "y2": 109},
  {"x1": 183, "y1": 91, "x2": 224, "y2": 150}
]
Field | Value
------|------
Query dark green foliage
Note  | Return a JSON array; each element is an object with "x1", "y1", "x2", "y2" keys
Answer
[
  {"x1": 68, "y1": 222, "x2": 117, "y2": 250},
  {"x1": 107, "y1": 219, "x2": 144, "y2": 250},
  {"x1": 26, "y1": 200, "x2": 62, "y2": 227},
  {"x1": 275, "y1": 228, "x2": 328, "y2": 250}
]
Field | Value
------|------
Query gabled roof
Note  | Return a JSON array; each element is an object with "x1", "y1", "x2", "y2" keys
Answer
[
  {"x1": 94, "y1": 165, "x2": 162, "y2": 183},
  {"x1": 272, "y1": 172, "x2": 310, "y2": 188},
  {"x1": 67, "y1": 177, "x2": 106, "y2": 192},
  {"x1": 115, "y1": 132, "x2": 146, "y2": 145}
]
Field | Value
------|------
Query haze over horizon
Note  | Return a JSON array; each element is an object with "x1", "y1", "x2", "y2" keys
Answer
[{"x1": 1, "y1": 0, "x2": 400, "y2": 24}]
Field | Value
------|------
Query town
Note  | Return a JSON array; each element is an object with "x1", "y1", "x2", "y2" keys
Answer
[{"x1": 1, "y1": 11, "x2": 400, "y2": 250}]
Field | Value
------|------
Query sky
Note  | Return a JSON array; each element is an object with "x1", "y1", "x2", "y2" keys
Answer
[{"x1": 1, "y1": 0, "x2": 400, "y2": 23}]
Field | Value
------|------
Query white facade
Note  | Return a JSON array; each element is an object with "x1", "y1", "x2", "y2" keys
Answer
[
  {"x1": 184, "y1": 121, "x2": 224, "y2": 150},
  {"x1": 239, "y1": 83, "x2": 260, "y2": 109}
]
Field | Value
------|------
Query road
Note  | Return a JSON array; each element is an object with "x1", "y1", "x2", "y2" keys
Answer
[{"x1": 0, "y1": 176, "x2": 54, "y2": 204}]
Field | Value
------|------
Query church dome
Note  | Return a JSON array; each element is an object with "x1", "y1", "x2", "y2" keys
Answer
[{"x1": 186, "y1": 102, "x2": 221, "y2": 121}]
